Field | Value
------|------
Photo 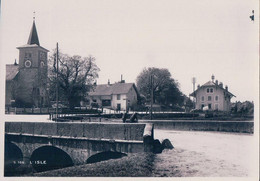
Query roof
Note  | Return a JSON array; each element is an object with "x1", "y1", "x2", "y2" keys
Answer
[
  {"x1": 6, "y1": 64, "x2": 19, "y2": 81},
  {"x1": 17, "y1": 44, "x2": 49, "y2": 52},
  {"x1": 27, "y1": 20, "x2": 40, "y2": 45},
  {"x1": 190, "y1": 80, "x2": 235, "y2": 97},
  {"x1": 88, "y1": 83, "x2": 138, "y2": 96},
  {"x1": 16, "y1": 20, "x2": 49, "y2": 52}
]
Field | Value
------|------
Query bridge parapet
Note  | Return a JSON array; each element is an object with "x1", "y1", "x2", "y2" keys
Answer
[{"x1": 5, "y1": 122, "x2": 154, "y2": 152}]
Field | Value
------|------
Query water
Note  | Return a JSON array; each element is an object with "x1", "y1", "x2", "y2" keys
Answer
[{"x1": 153, "y1": 129, "x2": 258, "y2": 177}]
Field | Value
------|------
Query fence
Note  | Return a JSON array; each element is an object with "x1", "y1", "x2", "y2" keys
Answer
[{"x1": 5, "y1": 107, "x2": 58, "y2": 114}]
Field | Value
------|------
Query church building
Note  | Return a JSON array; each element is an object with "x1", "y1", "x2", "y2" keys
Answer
[{"x1": 5, "y1": 18, "x2": 49, "y2": 108}]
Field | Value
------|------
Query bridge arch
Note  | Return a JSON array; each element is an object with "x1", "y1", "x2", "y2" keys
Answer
[
  {"x1": 30, "y1": 145, "x2": 74, "y2": 172},
  {"x1": 86, "y1": 151, "x2": 127, "y2": 164},
  {"x1": 5, "y1": 141, "x2": 23, "y2": 171}
]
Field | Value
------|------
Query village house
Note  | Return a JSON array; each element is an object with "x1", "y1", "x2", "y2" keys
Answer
[
  {"x1": 5, "y1": 18, "x2": 49, "y2": 108},
  {"x1": 190, "y1": 75, "x2": 235, "y2": 112},
  {"x1": 87, "y1": 81, "x2": 139, "y2": 111}
]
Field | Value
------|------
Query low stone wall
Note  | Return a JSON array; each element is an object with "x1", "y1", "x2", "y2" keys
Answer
[
  {"x1": 5, "y1": 122, "x2": 150, "y2": 141},
  {"x1": 142, "y1": 120, "x2": 254, "y2": 133}
]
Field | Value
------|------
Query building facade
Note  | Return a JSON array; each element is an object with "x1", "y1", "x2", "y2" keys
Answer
[
  {"x1": 5, "y1": 19, "x2": 49, "y2": 107},
  {"x1": 190, "y1": 75, "x2": 235, "y2": 112},
  {"x1": 87, "y1": 82, "x2": 139, "y2": 111}
]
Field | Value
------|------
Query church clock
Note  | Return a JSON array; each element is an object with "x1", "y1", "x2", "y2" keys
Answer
[{"x1": 24, "y1": 60, "x2": 32, "y2": 68}]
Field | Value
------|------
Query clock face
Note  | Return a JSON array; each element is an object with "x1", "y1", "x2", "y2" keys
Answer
[{"x1": 24, "y1": 60, "x2": 32, "y2": 68}]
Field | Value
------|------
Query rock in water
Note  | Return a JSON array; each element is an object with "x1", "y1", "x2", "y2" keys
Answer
[
  {"x1": 153, "y1": 139, "x2": 163, "y2": 153},
  {"x1": 162, "y1": 139, "x2": 174, "y2": 149}
]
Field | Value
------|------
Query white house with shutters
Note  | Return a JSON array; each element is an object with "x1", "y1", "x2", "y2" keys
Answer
[
  {"x1": 87, "y1": 82, "x2": 139, "y2": 111},
  {"x1": 190, "y1": 75, "x2": 235, "y2": 112}
]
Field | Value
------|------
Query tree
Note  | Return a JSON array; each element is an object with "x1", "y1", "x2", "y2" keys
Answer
[
  {"x1": 48, "y1": 50, "x2": 100, "y2": 109},
  {"x1": 136, "y1": 67, "x2": 184, "y2": 108}
]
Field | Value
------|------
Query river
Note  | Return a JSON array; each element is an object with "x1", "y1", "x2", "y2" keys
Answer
[{"x1": 153, "y1": 129, "x2": 258, "y2": 177}]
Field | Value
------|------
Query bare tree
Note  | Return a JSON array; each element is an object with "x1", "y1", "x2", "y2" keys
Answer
[{"x1": 48, "y1": 51, "x2": 100, "y2": 109}]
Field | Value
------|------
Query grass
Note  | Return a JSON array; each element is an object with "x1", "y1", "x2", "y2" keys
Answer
[{"x1": 29, "y1": 152, "x2": 155, "y2": 177}]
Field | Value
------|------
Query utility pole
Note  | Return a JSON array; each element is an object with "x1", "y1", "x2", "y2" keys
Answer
[
  {"x1": 55, "y1": 42, "x2": 59, "y2": 120},
  {"x1": 192, "y1": 77, "x2": 196, "y2": 109},
  {"x1": 150, "y1": 74, "x2": 153, "y2": 120}
]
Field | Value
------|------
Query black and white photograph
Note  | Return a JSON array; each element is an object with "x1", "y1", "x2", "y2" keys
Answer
[{"x1": 1, "y1": 0, "x2": 259, "y2": 180}]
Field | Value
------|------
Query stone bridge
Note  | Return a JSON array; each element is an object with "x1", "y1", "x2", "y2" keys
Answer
[{"x1": 5, "y1": 122, "x2": 154, "y2": 173}]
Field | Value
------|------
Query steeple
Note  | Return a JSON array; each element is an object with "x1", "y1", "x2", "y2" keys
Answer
[{"x1": 27, "y1": 15, "x2": 40, "y2": 45}]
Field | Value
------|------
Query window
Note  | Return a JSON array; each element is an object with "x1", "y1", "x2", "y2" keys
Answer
[
  {"x1": 201, "y1": 96, "x2": 204, "y2": 101},
  {"x1": 210, "y1": 88, "x2": 213, "y2": 93},
  {"x1": 207, "y1": 88, "x2": 209, "y2": 93},
  {"x1": 208, "y1": 96, "x2": 212, "y2": 101},
  {"x1": 215, "y1": 104, "x2": 218, "y2": 110},
  {"x1": 93, "y1": 99, "x2": 97, "y2": 102},
  {"x1": 117, "y1": 94, "x2": 121, "y2": 100},
  {"x1": 25, "y1": 53, "x2": 32, "y2": 59},
  {"x1": 201, "y1": 104, "x2": 204, "y2": 109},
  {"x1": 102, "y1": 100, "x2": 111, "y2": 106},
  {"x1": 85, "y1": 99, "x2": 90, "y2": 105},
  {"x1": 117, "y1": 104, "x2": 121, "y2": 111},
  {"x1": 208, "y1": 104, "x2": 212, "y2": 109},
  {"x1": 215, "y1": 96, "x2": 218, "y2": 101}
]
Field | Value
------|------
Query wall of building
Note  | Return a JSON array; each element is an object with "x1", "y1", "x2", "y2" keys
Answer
[
  {"x1": 111, "y1": 94, "x2": 127, "y2": 110},
  {"x1": 195, "y1": 86, "x2": 228, "y2": 111},
  {"x1": 127, "y1": 86, "x2": 138, "y2": 109},
  {"x1": 15, "y1": 47, "x2": 48, "y2": 107},
  {"x1": 5, "y1": 81, "x2": 12, "y2": 106}
]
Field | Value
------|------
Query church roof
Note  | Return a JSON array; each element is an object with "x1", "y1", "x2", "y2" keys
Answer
[
  {"x1": 16, "y1": 44, "x2": 49, "y2": 52},
  {"x1": 88, "y1": 83, "x2": 139, "y2": 96},
  {"x1": 6, "y1": 64, "x2": 19, "y2": 81},
  {"x1": 16, "y1": 20, "x2": 49, "y2": 52},
  {"x1": 27, "y1": 20, "x2": 40, "y2": 45}
]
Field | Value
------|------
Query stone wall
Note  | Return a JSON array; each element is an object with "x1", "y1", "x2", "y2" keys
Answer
[
  {"x1": 5, "y1": 122, "x2": 148, "y2": 141},
  {"x1": 143, "y1": 120, "x2": 254, "y2": 133}
]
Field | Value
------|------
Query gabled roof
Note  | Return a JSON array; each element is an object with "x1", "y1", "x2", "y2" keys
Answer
[
  {"x1": 190, "y1": 80, "x2": 235, "y2": 97},
  {"x1": 89, "y1": 83, "x2": 139, "y2": 96},
  {"x1": 6, "y1": 64, "x2": 19, "y2": 81},
  {"x1": 27, "y1": 20, "x2": 40, "y2": 45},
  {"x1": 202, "y1": 81, "x2": 215, "y2": 86}
]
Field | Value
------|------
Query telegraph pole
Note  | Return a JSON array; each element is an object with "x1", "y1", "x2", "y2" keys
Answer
[
  {"x1": 55, "y1": 43, "x2": 59, "y2": 120},
  {"x1": 192, "y1": 77, "x2": 196, "y2": 108},
  {"x1": 150, "y1": 74, "x2": 153, "y2": 120}
]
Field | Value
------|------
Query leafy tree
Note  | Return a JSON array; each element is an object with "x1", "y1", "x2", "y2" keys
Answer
[
  {"x1": 48, "y1": 50, "x2": 100, "y2": 109},
  {"x1": 136, "y1": 67, "x2": 184, "y2": 107}
]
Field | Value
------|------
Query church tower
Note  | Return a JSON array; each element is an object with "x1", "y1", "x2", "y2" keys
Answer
[{"x1": 16, "y1": 18, "x2": 49, "y2": 107}]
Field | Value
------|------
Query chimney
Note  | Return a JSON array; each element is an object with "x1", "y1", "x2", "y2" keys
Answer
[
  {"x1": 215, "y1": 80, "x2": 218, "y2": 85},
  {"x1": 211, "y1": 74, "x2": 215, "y2": 82},
  {"x1": 108, "y1": 79, "x2": 110, "y2": 85},
  {"x1": 120, "y1": 74, "x2": 125, "y2": 83},
  {"x1": 219, "y1": 82, "x2": 223, "y2": 88},
  {"x1": 225, "y1": 85, "x2": 228, "y2": 91},
  {"x1": 14, "y1": 59, "x2": 18, "y2": 65},
  {"x1": 197, "y1": 84, "x2": 200, "y2": 89}
]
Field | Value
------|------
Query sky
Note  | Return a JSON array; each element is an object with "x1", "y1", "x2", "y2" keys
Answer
[{"x1": 0, "y1": 0, "x2": 258, "y2": 102}]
